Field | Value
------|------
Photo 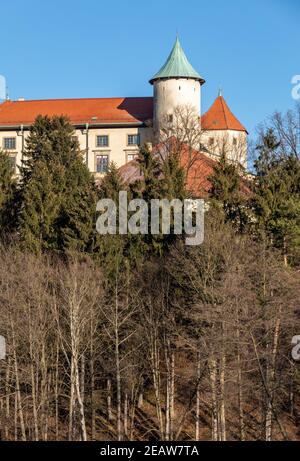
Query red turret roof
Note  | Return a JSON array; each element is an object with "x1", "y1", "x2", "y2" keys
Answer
[{"x1": 201, "y1": 96, "x2": 247, "y2": 133}]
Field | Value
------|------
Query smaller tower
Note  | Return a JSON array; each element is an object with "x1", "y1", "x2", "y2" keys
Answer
[
  {"x1": 201, "y1": 94, "x2": 248, "y2": 167},
  {"x1": 150, "y1": 37, "x2": 205, "y2": 138}
]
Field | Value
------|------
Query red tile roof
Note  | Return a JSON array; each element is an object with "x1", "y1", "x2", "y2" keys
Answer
[
  {"x1": 180, "y1": 144, "x2": 216, "y2": 196},
  {"x1": 118, "y1": 143, "x2": 216, "y2": 198},
  {"x1": 201, "y1": 96, "x2": 247, "y2": 133},
  {"x1": 118, "y1": 141, "x2": 251, "y2": 198},
  {"x1": 0, "y1": 95, "x2": 246, "y2": 135},
  {"x1": 0, "y1": 97, "x2": 153, "y2": 126}
]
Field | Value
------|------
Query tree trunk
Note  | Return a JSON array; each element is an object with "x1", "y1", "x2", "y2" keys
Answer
[
  {"x1": 195, "y1": 353, "x2": 201, "y2": 441},
  {"x1": 265, "y1": 314, "x2": 281, "y2": 441},
  {"x1": 124, "y1": 393, "x2": 128, "y2": 439},
  {"x1": 11, "y1": 319, "x2": 26, "y2": 441},
  {"x1": 209, "y1": 357, "x2": 218, "y2": 441},
  {"x1": 75, "y1": 358, "x2": 87, "y2": 441},
  {"x1": 219, "y1": 353, "x2": 226, "y2": 441},
  {"x1": 107, "y1": 379, "x2": 113, "y2": 421},
  {"x1": 5, "y1": 358, "x2": 10, "y2": 440},
  {"x1": 170, "y1": 351, "x2": 175, "y2": 439}
]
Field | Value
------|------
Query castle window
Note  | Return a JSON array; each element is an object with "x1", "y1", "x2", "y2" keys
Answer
[
  {"x1": 96, "y1": 135, "x2": 109, "y2": 147},
  {"x1": 209, "y1": 137, "x2": 214, "y2": 146},
  {"x1": 3, "y1": 137, "x2": 16, "y2": 150},
  {"x1": 127, "y1": 134, "x2": 140, "y2": 146},
  {"x1": 96, "y1": 154, "x2": 109, "y2": 173},
  {"x1": 8, "y1": 155, "x2": 16, "y2": 173},
  {"x1": 233, "y1": 137, "x2": 237, "y2": 145},
  {"x1": 127, "y1": 152, "x2": 139, "y2": 162},
  {"x1": 168, "y1": 114, "x2": 173, "y2": 123}
]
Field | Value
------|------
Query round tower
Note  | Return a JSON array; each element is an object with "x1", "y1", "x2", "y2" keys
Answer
[{"x1": 149, "y1": 37, "x2": 205, "y2": 138}]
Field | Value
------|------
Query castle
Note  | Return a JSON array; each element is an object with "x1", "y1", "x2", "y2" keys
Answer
[{"x1": 0, "y1": 37, "x2": 247, "y2": 177}]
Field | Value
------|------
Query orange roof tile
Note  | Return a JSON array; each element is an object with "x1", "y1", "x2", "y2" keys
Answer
[
  {"x1": 0, "y1": 97, "x2": 153, "y2": 126},
  {"x1": 118, "y1": 141, "x2": 251, "y2": 198},
  {"x1": 118, "y1": 142, "x2": 216, "y2": 198},
  {"x1": 201, "y1": 96, "x2": 247, "y2": 133},
  {"x1": 179, "y1": 144, "x2": 216, "y2": 196}
]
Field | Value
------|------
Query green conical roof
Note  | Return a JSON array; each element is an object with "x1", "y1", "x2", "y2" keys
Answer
[{"x1": 149, "y1": 37, "x2": 205, "y2": 85}]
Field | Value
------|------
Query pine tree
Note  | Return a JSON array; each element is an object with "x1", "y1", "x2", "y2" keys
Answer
[
  {"x1": 18, "y1": 115, "x2": 97, "y2": 254},
  {"x1": 161, "y1": 149, "x2": 186, "y2": 201},
  {"x1": 0, "y1": 150, "x2": 16, "y2": 234},
  {"x1": 253, "y1": 128, "x2": 280, "y2": 178},
  {"x1": 96, "y1": 162, "x2": 132, "y2": 272},
  {"x1": 18, "y1": 159, "x2": 62, "y2": 252},
  {"x1": 130, "y1": 145, "x2": 161, "y2": 201},
  {"x1": 130, "y1": 145, "x2": 187, "y2": 255},
  {"x1": 98, "y1": 161, "x2": 128, "y2": 202},
  {"x1": 209, "y1": 152, "x2": 248, "y2": 232},
  {"x1": 253, "y1": 130, "x2": 300, "y2": 265}
]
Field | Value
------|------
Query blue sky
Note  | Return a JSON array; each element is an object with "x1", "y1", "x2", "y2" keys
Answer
[{"x1": 0, "y1": 0, "x2": 299, "y2": 138}]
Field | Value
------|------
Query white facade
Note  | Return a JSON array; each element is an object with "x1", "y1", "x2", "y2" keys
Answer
[
  {"x1": 202, "y1": 129, "x2": 248, "y2": 168},
  {"x1": 0, "y1": 125, "x2": 153, "y2": 177},
  {"x1": 153, "y1": 78, "x2": 201, "y2": 135}
]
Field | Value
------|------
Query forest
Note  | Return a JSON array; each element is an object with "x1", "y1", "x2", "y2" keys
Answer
[{"x1": 0, "y1": 104, "x2": 299, "y2": 441}]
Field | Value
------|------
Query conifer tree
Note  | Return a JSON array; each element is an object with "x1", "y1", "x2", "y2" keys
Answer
[
  {"x1": 161, "y1": 149, "x2": 186, "y2": 201},
  {"x1": 0, "y1": 150, "x2": 16, "y2": 234},
  {"x1": 130, "y1": 145, "x2": 161, "y2": 201},
  {"x1": 209, "y1": 152, "x2": 248, "y2": 232},
  {"x1": 96, "y1": 162, "x2": 132, "y2": 272},
  {"x1": 130, "y1": 145, "x2": 187, "y2": 255},
  {"x1": 98, "y1": 162, "x2": 127, "y2": 201},
  {"x1": 18, "y1": 115, "x2": 97, "y2": 254},
  {"x1": 253, "y1": 129, "x2": 300, "y2": 265}
]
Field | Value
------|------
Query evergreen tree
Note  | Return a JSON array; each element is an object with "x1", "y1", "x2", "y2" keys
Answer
[
  {"x1": 161, "y1": 149, "x2": 186, "y2": 201},
  {"x1": 130, "y1": 145, "x2": 187, "y2": 255},
  {"x1": 99, "y1": 162, "x2": 127, "y2": 201},
  {"x1": 18, "y1": 115, "x2": 97, "y2": 254},
  {"x1": 0, "y1": 150, "x2": 16, "y2": 234},
  {"x1": 253, "y1": 130, "x2": 300, "y2": 265},
  {"x1": 18, "y1": 159, "x2": 62, "y2": 252},
  {"x1": 96, "y1": 162, "x2": 133, "y2": 272},
  {"x1": 209, "y1": 152, "x2": 249, "y2": 232},
  {"x1": 130, "y1": 145, "x2": 161, "y2": 201},
  {"x1": 253, "y1": 128, "x2": 280, "y2": 177}
]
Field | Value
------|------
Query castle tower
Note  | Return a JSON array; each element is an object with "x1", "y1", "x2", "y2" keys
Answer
[
  {"x1": 149, "y1": 37, "x2": 205, "y2": 138},
  {"x1": 201, "y1": 93, "x2": 248, "y2": 168}
]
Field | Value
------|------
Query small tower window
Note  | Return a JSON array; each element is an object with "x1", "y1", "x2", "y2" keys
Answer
[
  {"x1": 209, "y1": 137, "x2": 214, "y2": 146},
  {"x1": 233, "y1": 137, "x2": 237, "y2": 146},
  {"x1": 168, "y1": 114, "x2": 173, "y2": 123}
]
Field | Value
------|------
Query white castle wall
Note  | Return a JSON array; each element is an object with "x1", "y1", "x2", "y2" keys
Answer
[
  {"x1": 0, "y1": 125, "x2": 153, "y2": 176},
  {"x1": 153, "y1": 78, "x2": 201, "y2": 134},
  {"x1": 202, "y1": 129, "x2": 247, "y2": 168}
]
